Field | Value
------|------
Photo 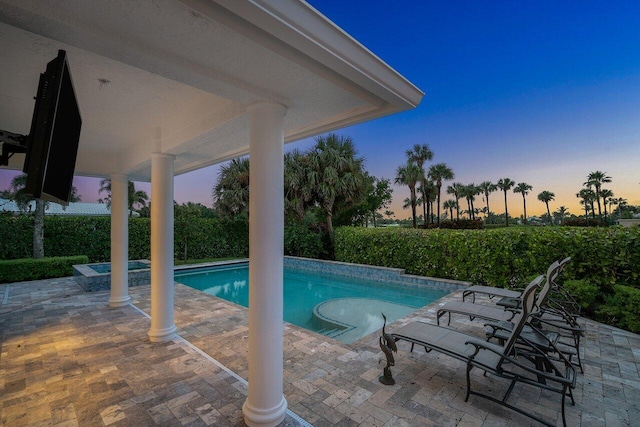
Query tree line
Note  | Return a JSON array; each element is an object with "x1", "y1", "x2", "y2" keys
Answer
[{"x1": 393, "y1": 144, "x2": 632, "y2": 228}]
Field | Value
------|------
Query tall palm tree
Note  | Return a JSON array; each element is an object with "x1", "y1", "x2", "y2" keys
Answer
[
  {"x1": 395, "y1": 162, "x2": 423, "y2": 229},
  {"x1": 8, "y1": 174, "x2": 44, "y2": 258},
  {"x1": 5, "y1": 174, "x2": 78, "y2": 258},
  {"x1": 308, "y1": 134, "x2": 365, "y2": 252},
  {"x1": 585, "y1": 171, "x2": 612, "y2": 222},
  {"x1": 428, "y1": 163, "x2": 454, "y2": 226},
  {"x1": 478, "y1": 181, "x2": 497, "y2": 222},
  {"x1": 576, "y1": 188, "x2": 595, "y2": 223},
  {"x1": 446, "y1": 182, "x2": 464, "y2": 221},
  {"x1": 607, "y1": 197, "x2": 619, "y2": 219},
  {"x1": 406, "y1": 144, "x2": 433, "y2": 226},
  {"x1": 600, "y1": 189, "x2": 614, "y2": 221},
  {"x1": 461, "y1": 183, "x2": 478, "y2": 220},
  {"x1": 213, "y1": 158, "x2": 251, "y2": 217},
  {"x1": 420, "y1": 180, "x2": 437, "y2": 225},
  {"x1": 284, "y1": 149, "x2": 313, "y2": 222},
  {"x1": 537, "y1": 190, "x2": 555, "y2": 224},
  {"x1": 497, "y1": 178, "x2": 515, "y2": 226},
  {"x1": 443, "y1": 199, "x2": 457, "y2": 221},
  {"x1": 513, "y1": 182, "x2": 533, "y2": 224}
]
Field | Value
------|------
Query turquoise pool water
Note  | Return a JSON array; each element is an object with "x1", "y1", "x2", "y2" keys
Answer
[
  {"x1": 175, "y1": 263, "x2": 448, "y2": 343},
  {"x1": 89, "y1": 261, "x2": 149, "y2": 274}
]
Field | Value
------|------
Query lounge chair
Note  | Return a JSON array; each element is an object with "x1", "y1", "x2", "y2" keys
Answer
[
  {"x1": 496, "y1": 257, "x2": 572, "y2": 310},
  {"x1": 391, "y1": 275, "x2": 576, "y2": 426},
  {"x1": 437, "y1": 261, "x2": 560, "y2": 326},
  {"x1": 485, "y1": 258, "x2": 585, "y2": 372},
  {"x1": 462, "y1": 257, "x2": 570, "y2": 303}
]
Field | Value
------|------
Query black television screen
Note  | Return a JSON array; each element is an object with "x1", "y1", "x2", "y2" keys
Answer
[{"x1": 23, "y1": 50, "x2": 82, "y2": 206}]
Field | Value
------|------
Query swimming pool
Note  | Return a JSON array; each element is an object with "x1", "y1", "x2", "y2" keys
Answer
[{"x1": 175, "y1": 260, "x2": 461, "y2": 343}]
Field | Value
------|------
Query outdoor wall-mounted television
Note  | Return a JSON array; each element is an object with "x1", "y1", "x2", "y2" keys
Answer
[{"x1": 23, "y1": 49, "x2": 82, "y2": 206}]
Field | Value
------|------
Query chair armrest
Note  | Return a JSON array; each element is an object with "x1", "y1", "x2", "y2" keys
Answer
[{"x1": 465, "y1": 338, "x2": 576, "y2": 387}]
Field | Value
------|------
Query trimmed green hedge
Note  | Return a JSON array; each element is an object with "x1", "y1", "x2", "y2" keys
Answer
[
  {"x1": 335, "y1": 226, "x2": 640, "y2": 289},
  {"x1": 0, "y1": 215, "x2": 323, "y2": 263},
  {"x1": 0, "y1": 255, "x2": 89, "y2": 283},
  {"x1": 0, "y1": 216, "x2": 250, "y2": 262}
]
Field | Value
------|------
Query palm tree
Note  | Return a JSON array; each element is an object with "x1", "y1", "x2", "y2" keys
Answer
[
  {"x1": 213, "y1": 158, "x2": 251, "y2": 217},
  {"x1": 478, "y1": 181, "x2": 497, "y2": 221},
  {"x1": 308, "y1": 134, "x2": 365, "y2": 253},
  {"x1": 497, "y1": 178, "x2": 515, "y2": 226},
  {"x1": 127, "y1": 182, "x2": 149, "y2": 217},
  {"x1": 553, "y1": 206, "x2": 570, "y2": 225},
  {"x1": 607, "y1": 197, "x2": 619, "y2": 219},
  {"x1": 576, "y1": 188, "x2": 595, "y2": 223},
  {"x1": 406, "y1": 144, "x2": 433, "y2": 226},
  {"x1": 4, "y1": 174, "x2": 79, "y2": 258},
  {"x1": 420, "y1": 180, "x2": 437, "y2": 225},
  {"x1": 600, "y1": 189, "x2": 614, "y2": 221},
  {"x1": 585, "y1": 171, "x2": 612, "y2": 222},
  {"x1": 513, "y1": 182, "x2": 533, "y2": 224},
  {"x1": 99, "y1": 178, "x2": 148, "y2": 216},
  {"x1": 284, "y1": 149, "x2": 313, "y2": 222},
  {"x1": 460, "y1": 183, "x2": 478, "y2": 220},
  {"x1": 395, "y1": 162, "x2": 423, "y2": 229},
  {"x1": 443, "y1": 199, "x2": 457, "y2": 221},
  {"x1": 537, "y1": 191, "x2": 555, "y2": 224},
  {"x1": 446, "y1": 182, "x2": 464, "y2": 221},
  {"x1": 428, "y1": 163, "x2": 454, "y2": 226}
]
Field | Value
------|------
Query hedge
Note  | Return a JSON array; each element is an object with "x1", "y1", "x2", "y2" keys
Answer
[
  {"x1": 0, "y1": 255, "x2": 89, "y2": 283},
  {"x1": 334, "y1": 226, "x2": 640, "y2": 289},
  {"x1": 0, "y1": 215, "x2": 322, "y2": 262}
]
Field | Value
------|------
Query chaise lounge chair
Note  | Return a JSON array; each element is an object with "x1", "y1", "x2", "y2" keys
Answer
[
  {"x1": 461, "y1": 257, "x2": 570, "y2": 303},
  {"x1": 391, "y1": 275, "x2": 576, "y2": 426},
  {"x1": 437, "y1": 261, "x2": 560, "y2": 326}
]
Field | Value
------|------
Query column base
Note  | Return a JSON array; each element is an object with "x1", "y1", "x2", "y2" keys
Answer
[
  {"x1": 108, "y1": 295, "x2": 131, "y2": 307},
  {"x1": 242, "y1": 396, "x2": 287, "y2": 427},
  {"x1": 148, "y1": 324, "x2": 177, "y2": 342}
]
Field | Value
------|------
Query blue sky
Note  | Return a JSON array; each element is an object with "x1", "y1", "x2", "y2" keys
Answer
[{"x1": 2, "y1": 1, "x2": 639, "y2": 218}]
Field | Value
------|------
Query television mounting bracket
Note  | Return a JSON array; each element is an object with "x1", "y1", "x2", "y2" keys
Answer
[{"x1": 0, "y1": 129, "x2": 27, "y2": 166}]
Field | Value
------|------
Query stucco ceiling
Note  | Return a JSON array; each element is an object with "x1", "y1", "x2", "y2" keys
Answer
[{"x1": 0, "y1": 0, "x2": 423, "y2": 181}]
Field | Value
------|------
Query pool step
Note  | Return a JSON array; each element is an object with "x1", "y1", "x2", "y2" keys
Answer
[{"x1": 317, "y1": 328, "x2": 343, "y2": 339}]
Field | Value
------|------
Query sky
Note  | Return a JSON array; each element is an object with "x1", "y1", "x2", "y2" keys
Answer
[{"x1": 2, "y1": 1, "x2": 639, "y2": 219}]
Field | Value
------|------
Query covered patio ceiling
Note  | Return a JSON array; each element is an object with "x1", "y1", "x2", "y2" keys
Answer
[{"x1": 0, "y1": 0, "x2": 423, "y2": 181}]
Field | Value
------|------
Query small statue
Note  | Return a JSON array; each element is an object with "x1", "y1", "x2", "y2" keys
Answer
[{"x1": 379, "y1": 312, "x2": 397, "y2": 385}]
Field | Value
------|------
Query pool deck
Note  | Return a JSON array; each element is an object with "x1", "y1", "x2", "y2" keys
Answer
[{"x1": 1, "y1": 277, "x2": 639, "y2": 426}]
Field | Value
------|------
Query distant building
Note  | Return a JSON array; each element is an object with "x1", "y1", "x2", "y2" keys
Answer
[{"x1": 0, "y1": 198, "x2": 139, "y2": 217}]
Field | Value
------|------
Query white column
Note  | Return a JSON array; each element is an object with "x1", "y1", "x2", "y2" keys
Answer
[
  {"x1": 109, "y1": 174, "x2": 130, "y2": 307},
  {"x1": 148, "y1": 153, "x2": 177, "y2": 342},
  {"x1": 242, "y1": 102, "x2": 288, "y2": 427}
]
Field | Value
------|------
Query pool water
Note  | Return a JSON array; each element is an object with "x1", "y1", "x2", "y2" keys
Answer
[
  {"x1": 175, "y1": 264, "x2": 448, "y2": 343},
  {"x1": 89, "y1": 261, "x2": 149, "y2": 274}
]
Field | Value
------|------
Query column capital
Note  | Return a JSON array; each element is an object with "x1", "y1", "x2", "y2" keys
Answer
[
  {"x1": 150, "y1": 152, "x2": 176, "y2": 160},
  {"x1": 246, "y1": 101, "x2": 287, "y2": 115},
  {"x1": 109, "y1": 173, "x2": 128, "y2": 182}
]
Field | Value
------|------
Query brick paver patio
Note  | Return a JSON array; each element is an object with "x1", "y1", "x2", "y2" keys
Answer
[{"x1": 1, "y1": 275, "x2": 638, "y2": 426}]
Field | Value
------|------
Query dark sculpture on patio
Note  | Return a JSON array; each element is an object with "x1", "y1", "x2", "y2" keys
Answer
[{"x1": 379, "y1": 312, "x2": 397, "y2": 385}]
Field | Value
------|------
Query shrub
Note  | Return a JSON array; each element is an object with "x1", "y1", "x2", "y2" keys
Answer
[
  {"x1": 284, "y1": 223, "x2": 325, "y2": 258},
  {"x1": 597, "y1": 285, "x2": 640, "y2": 333},
  {"x1": 438, "y1": 219, "x2": 484, "y2": 229},
  {"x1": 562, "y1": 279, "x2": 599, "y2": 313},
  {"x1": 334, "y1": 226, "x2": 640, "y2": 289},
  {"x1": 0, "y1": 255, "x2": 89, "y2": 283}
]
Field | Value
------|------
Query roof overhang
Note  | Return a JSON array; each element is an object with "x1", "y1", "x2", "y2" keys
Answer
[{"x1": 0, "y1": 0, "x2": 423, "y2": 181}]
